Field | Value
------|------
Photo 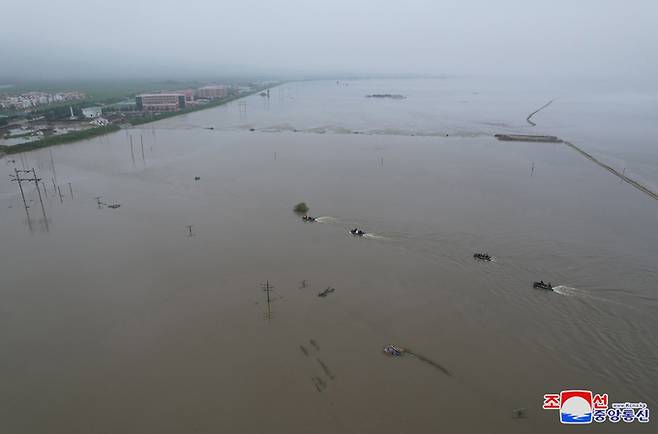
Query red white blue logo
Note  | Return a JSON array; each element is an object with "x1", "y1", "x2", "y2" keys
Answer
[
  {"x1": 543, "y1": 390, "x2": 650, "y2": 425},
  {"x1": 559, "y1": 390, "x2": 593, "y2": 424}
]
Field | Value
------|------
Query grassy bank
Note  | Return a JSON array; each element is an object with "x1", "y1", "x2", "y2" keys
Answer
[{"x1": 1, "y1": 124, "x2": 121, "y2": 155}]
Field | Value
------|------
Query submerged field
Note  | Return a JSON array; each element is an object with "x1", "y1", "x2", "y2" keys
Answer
[{"x1": 1, "y1": 79, "x2": 656, "y2": 433}]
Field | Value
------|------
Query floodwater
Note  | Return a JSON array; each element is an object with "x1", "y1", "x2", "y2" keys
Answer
[{"x1": 1, "y1": 79, "x2": 657, "y2": 433}]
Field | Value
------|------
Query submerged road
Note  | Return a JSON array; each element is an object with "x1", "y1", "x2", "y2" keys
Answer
[{"x1": 526, "y1": 99, "x2": 556, "y2": 126}]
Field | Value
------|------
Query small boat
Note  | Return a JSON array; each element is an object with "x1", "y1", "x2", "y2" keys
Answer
[
  {"x1": 473, "y1": 252, "x2": 492, "y2": 261},
  {"x1": 350, "y1": 228, "x2": 366, "y2": 236},
  {"x1": 302, "y1": 215, "x2": 316, "y2": 222},
  {"x1": 533, "y1": 281, "x2": 553, "y2": 291},
  {"x1": 383, "y1": 345, "x2": 404, "y2": 356}
]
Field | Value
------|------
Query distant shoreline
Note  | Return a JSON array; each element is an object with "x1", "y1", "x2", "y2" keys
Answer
[{"x1": 0, "y1": 84, "x2": 278, "y2": 156}]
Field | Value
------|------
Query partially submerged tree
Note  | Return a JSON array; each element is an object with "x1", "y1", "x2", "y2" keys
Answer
[{"x1": 293, "y1": 202, "x2": 309, "y2": 214}]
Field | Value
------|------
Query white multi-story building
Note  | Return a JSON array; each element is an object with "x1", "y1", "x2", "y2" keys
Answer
[
  {"x1": 196, "y1": 85, "x2": 229, "y2": 100},
  {"x1": 135, "y1": 93, "x2": 186, "y2": 111}
]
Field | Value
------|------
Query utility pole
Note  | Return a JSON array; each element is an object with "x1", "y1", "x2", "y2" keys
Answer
[
  {"x1": 31, "y1": 168, "x2": 44, "y2": 210},
  {"x1": 11, "y1": 168, "x2": 48, "y2": 232},
  {"x1": 49, "y1": 149, "x2": 56, "y2": 182},
  {"x1": 140, "y1": 135, "x2": 145, "y2": 162},
  {"x1": 261, "y1": 280, "x2": 274, "y2": 320},
  {"x1": 30, "y1": 168, "x2": 49, "y2": 232},
  {"x1": 130, "y1": 135, "x2": 135, "y2": 164},
  {"x1": 11, "y1": 168, "x2": 29, "y2": 210}
]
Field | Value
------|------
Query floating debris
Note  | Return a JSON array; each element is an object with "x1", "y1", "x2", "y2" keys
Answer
[
  {"x1": 106, "y1": 204, "x2": 121, "y2": 209},
  {"x1": 512, "y1": 408, "x2": 527, "y2": 419},
  {"x1": 318, "y1": 287, "x2": 335, "y2": 297},
  {"x1": 317, "y1": 358, "x2": 334, "y2": 380},
  {"x1": 310, "y1": 339, "x2": 319, "y2": 351},
  {"x1": 311, "y1": 376, "x2": 327, "y2": 392},
  {"x1": 299, "y1": 345, "x2": 309, "y2": 356},
  {"x1": 383, "y1": 344, "x2": 452, "y2": 376}
]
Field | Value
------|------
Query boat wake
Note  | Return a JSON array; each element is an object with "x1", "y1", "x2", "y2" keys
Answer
[
  {"x1": 363, "y1": 233, "x2": 390, "y2": 240},
  {"x1": 314, "y1": 216, "x2": 337, "y2": 223},
  {"x1": 552, "y1": 285, "x2": 578, "y2": 296}
]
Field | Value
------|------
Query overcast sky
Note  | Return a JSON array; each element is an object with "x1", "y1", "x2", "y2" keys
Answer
[{"x1": 2, "y1": 0, "x2": 657, "y2": 80}]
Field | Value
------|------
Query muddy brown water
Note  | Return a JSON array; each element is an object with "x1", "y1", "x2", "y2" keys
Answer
[{"x1": 1, "y1": 80, "x2": 657, "y2": 433}]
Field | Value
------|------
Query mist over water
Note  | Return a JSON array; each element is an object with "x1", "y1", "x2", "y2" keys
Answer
[
  {"x1": 161, "y1": 78, "x2": 658, "y2": 191},
  {"x1": 1, "y1": 79, "x2": 657, "y2": 433},
  {"x1": 3, "y1": 1, "x2": 658, "y2": 80}
]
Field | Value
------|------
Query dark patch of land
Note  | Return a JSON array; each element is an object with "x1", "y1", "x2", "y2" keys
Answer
[
  {"x1": 365, "y1": 94, "x2": 406, "y2": 99},
  {"x1": 494, "y1": 134, "x2": 562, "y2": 143}
]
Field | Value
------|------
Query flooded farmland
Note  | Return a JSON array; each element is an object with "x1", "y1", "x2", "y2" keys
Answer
[{"x1": 1, "y1": 79, "x2": 657, "y2": 433}]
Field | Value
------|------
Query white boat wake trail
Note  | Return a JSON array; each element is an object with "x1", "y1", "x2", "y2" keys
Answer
[
  {"x1": 315, "y1": 216, "x2": 337, "y2": 223},
  {"x1": 552, "y1": 285, "x2": 578, "y2": 296},
  {"x1": 363, "y1": 233, "x2": 390, "y2": 240}
]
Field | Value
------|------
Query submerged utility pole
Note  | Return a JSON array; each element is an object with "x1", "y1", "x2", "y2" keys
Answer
[
  {"x1": 140, "y1": 135, "x2": 145, "y2": 162},
  {"x1": 130, "y1": 135, "x2": 135, "y2": 164},
  {"x1": 261, "y1": 280, "x2": 274, "y2": 320},
  {"x1": 49, "y1": 149, "x2": 57, "y2": 182},
  {"x1": 31, "y1": 168, "x2": 44, "y2": 209},
  {"x1": 11, "y1": 168, "x2": 49, "y2": 231},
  {"x1": 11, "y1": 168, "x2": 29, "y2": 210},
  {"x1": 30, "y1": 168, "x2": 49, "y2": 232}
]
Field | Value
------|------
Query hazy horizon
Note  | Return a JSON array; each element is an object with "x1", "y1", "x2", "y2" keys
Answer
[{"x1": 2, "y1": 0, "x2": 657, "y2": 82}]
